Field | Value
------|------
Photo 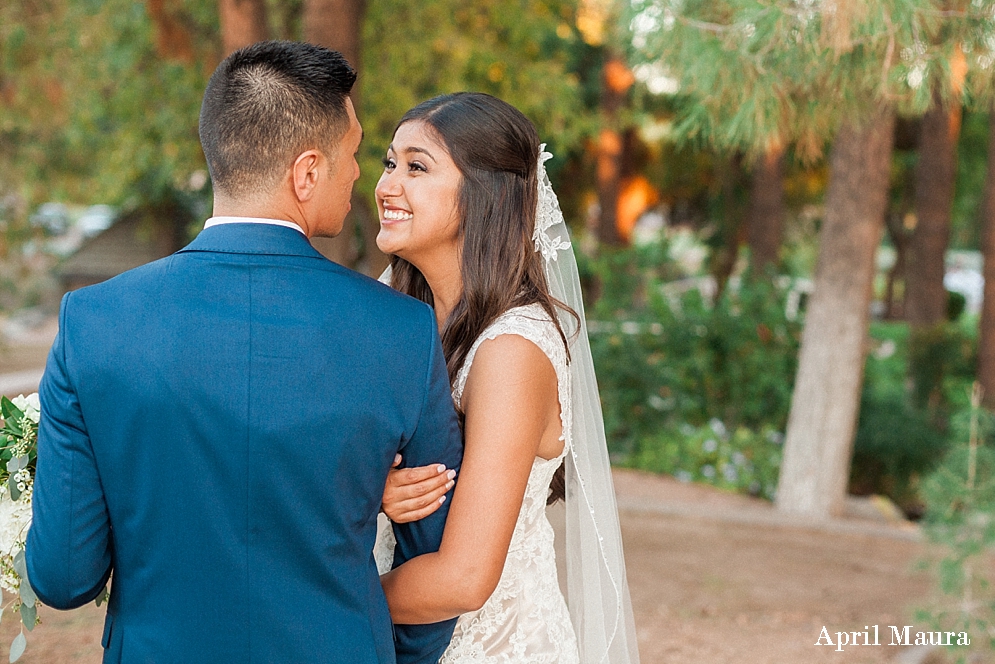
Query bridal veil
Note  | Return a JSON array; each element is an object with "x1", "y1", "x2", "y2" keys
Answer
[{"x1": 534, "y1": 145, "x2": 640, "y2": 664}]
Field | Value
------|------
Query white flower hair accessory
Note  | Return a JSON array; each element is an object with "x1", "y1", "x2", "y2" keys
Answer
[{"x1": 533, "y1": 144, "x2": 572, "y2": 262}]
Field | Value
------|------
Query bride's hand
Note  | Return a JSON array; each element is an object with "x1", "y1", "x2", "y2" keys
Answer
[{"x1": 382, "y1": 455, "x2": 456, "y2": 523}]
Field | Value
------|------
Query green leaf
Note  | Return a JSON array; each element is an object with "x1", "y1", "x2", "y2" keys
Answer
[
  {"x1": 8, "y1": 632, "x2": 25, "y2": 662},
  {"x1": 0, "y1": 397, "x2": 24, "y2": 431},
  {"x1": 0, "y1": 399, "x2": 23, "y2": 424},
  {"x1": 1, "y1": 420, "x2": 22, "y2": 439},
  {"x1": 8, "y1": 478, "x2": 20, "y2": 502},
  {"x1": 11, "y1": 552, "x2": 25, "y2": 581},
  {"x1": 18, "y1": 603, "x2": 35, "y2": 631},
  {"x1": 18, "y1": 580, "x2": 35, "y2": 610},
  {"x1": 94, "y1": 586, "x2": 108, "y2": 607}
]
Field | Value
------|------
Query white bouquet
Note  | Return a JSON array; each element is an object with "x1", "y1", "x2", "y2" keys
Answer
[
  {"x1": 0, "y1": 393, "x2": 41, "y2": 662},
  {"x1": 0, "y1": 394, "x2": 108, "y2": 662}
]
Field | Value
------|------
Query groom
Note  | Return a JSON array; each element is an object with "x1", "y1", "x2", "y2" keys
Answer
[{"x1": 26, "y1": 41, "x2": 462, "y2": 663}]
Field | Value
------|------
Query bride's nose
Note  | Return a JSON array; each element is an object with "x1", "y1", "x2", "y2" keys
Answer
[{"x1": 375, "y1": 172, "x2": 401, "y2": 200}]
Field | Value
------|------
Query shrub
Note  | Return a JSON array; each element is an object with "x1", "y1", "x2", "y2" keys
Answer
[
  {"x1": 627, "y1": 419, "x2": 783, "y2": 499},
  {"x1": 852, "y1": 321, "x2": 976, "y2": 513},
  {"x1": 582, "y1": 241, "x2": 799, "y2": 496},
  {"x1": 915, "y1": 387, "x2": 995, "y2": 661}
]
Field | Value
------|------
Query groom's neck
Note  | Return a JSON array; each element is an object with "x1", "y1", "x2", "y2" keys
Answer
[{"x1": 212, "y1": 194, "x2": 308, "y2": 235}]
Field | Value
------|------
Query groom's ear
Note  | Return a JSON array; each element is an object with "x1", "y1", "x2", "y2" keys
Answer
[{"x1": 291, "y1": 150, "x2": 324, "y2": 203}]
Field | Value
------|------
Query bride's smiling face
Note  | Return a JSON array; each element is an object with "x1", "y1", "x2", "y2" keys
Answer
[{"x1": 375, "y1": 121, "x2": 462, "y2": 266}]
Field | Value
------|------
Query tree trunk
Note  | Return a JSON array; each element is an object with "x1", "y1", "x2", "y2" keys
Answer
[
  {"x1": 745, "y1": 144, "x2": 786, "y2": 274},
  {"x1": 711, "y1": 153, "x2": 746, "y2": 301},
  {"x1": 595, "y1": 127, "x2": 624, "y2": 246},
  {"x1": 146, "y1": 0, "x2": 196, "y2": 62},
  {"x1": 776, "y1": 109, "x2": 895, "y2": 518},
  {"x1": 883, "y1": 211, "x2": 910, "y2": 320},
  {"x1": 978, "y1": 110, "x2": 995, "y2": 408},
  {"x1": 304, "y1": 0, "x2": 366, "y2": 73},
  {"x1": 218, "y1": 0, "x2": 270, "y2": 56},
  {"x1": 905, "y1": 91, "x2": 961, "y2": 327},
  {"x1": 303, "y1": 0, "x2": 388, "y2": 275},
  {"x1": 595, "y1": 56, "x2": 632, "y2": 246}
]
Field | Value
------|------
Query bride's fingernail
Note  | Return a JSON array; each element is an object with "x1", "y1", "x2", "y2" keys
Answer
[
  {"x1": 439, "y1": 495, "x2": 447, "y2": 504},
  {"x1": 446, "y1": 470, "x2": 456, "y2": 480},
  {"x1": 446, "y1": 481, "x2": 454, "y2": 490},
  {"x1": 436, "y1": 465, "x2": 447, "y2": 473}
]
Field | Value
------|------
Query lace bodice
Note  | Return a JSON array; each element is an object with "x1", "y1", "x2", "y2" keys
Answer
[{"x1": 376, "y1": 304, "x2": 579, "y2": 663}]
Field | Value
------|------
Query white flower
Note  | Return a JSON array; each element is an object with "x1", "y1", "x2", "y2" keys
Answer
[
  {"x1": 0, "y1": 491, "x2": 32, "y2": 564},
  {"x1": 11, "y1": 394, "x2": 40, "y2": 425}
]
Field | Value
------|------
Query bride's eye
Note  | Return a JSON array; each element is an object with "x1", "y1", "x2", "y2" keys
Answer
[
  {"x1": 381, "y1": 157, "x2": 396, "y2": 171},
  {"x1": 409, "y1": 161, "x2": 427, "y2": 173}
]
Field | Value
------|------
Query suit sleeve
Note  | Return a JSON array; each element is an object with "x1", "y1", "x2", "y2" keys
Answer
[
  {"x1": 25, "y1": 292, "x2": 113, "y2": 609},
  {"x1": 391, "y1": 307, "x2": 463, "y2": 664}
]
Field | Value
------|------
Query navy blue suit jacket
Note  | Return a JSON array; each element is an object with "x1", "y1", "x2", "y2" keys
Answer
[{"x1": 26, "y1": 223, "x2": 462, "y2": 663}]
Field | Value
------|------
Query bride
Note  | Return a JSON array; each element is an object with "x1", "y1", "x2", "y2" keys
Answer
[{"x1": 372, "y1": 92, "x2": 639, "y2": 663}]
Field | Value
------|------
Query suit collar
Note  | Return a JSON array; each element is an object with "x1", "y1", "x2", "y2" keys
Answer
[{"x1": 178, "y1": 222, "x2": 327, "y2": 260}]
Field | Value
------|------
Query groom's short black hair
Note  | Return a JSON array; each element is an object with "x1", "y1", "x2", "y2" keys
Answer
[{"x1": 198, "y1": 40, "x2": 357, "y2": 198}]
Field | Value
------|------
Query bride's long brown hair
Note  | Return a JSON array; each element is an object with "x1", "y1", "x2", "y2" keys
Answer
[{"x1": 388, "y1": 93, "x2": 573, "y2": 502}]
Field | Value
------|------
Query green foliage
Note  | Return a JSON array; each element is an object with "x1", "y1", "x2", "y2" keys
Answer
[
  {"x1": 582, "y1": 240, "x2": 800, "y2": 496},
  {"x1": 0, "y1": 397, "x2": 36, "y2": 499},
  {"x1": 626, "y1": 0, "x2": 995, "y2": 156},
  {"x1": 916, "y1": 389, "x2": 995, "y2": 660},
  {"x1": 628, "y1": 420, "x2": 782, "y2": 499},
  {"x1": 951, "y1": 110, "x2": 990, "y2": 250},
  {"x1": 1, "y1": 0, "x2": 597, "y2": 235},
  {"x1": 0, "y1": 0, "x2": 215, "y2": 208},
  {"x1": 909, "y1": 321, "x2": 977, "y2": 413},
  {"x1": 853, "y1": 323, "x2": 947, "y2": 508},
  {"x1": 852, "y1": 321, "x2": 977, "y2": 512},
  {"x1": 359, "y1": 0, "x2": 595, "y2": 197}
]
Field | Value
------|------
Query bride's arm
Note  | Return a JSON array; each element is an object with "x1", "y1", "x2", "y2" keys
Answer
[{"x1": 380, "y1": 333, "x2": 559, "y2": 624}]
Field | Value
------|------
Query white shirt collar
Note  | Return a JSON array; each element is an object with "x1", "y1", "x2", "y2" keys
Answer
[{"x1": 204, "y1": 216, "x2": 306, "y2": 236}]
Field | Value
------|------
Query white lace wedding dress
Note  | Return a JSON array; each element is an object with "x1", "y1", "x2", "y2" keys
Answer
[{"x1": 375, "y1": 303, "x2": 580, "y2": 663}]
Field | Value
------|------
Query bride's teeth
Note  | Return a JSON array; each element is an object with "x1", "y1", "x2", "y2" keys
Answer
[{"x1": 384, "y1": 209, "x2": 412, "y2": 221}]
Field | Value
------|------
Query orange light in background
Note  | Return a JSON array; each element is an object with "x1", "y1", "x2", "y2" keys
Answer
[
  {"x1": 596, "y1": 129, "x2": 623, "y2": 184},
  {"x1": 950, "y1": 44, "x2": 967, "y2": 97},
  {"x1": 617, "y1": 175, "x2": 660, "y2": 241},
  {"x1": 604, "y1": 59, "x2": 635, "y2": 94},
  {"x1": 949, "y1": 44, "x2": 967, "y2": 137},
  {"x1": 577, "y1": 0, "x2": 610, "y2": 46}
]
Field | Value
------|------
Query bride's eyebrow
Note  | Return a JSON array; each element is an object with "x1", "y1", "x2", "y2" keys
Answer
[{"x1": 403, "y1": 146, "x2": 437, "y2": 163}]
